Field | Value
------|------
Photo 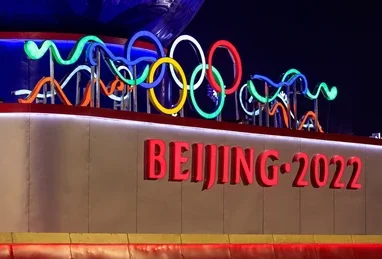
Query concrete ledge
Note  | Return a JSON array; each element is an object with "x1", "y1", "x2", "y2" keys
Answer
[
  {"x1": 181, "y1": 234, "x2": 229, "y2": 244},
  {"x1": 1, "y1": 233, "x2": 382, "y2": 244},
  {"x1": 128, "y1": 234, "x2": 181, "y2": 244},
  {"x1": 314, "y1": 235, "x2": 353, "y2": 244},
  {"x1": 352, "y1": 235, "x2": 382, "y2": 243},
  {"x1": 273, "y1": 235, "x2": 315, "y2": 244},
  {"x1": 12, "y1": 233, "x2": 70, "y2": 244},
  {"x1": 229, "y1": 234, "x2": 273, "y2": 244},
  {"x1": 70, "y1": 233, "x2": 128, "y2": 244},
  {"x1": 0, "y1": 233, "x2": 12, "y2": 243}
]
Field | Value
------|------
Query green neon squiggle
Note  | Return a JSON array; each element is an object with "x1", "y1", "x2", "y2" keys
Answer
[
  {"x1": 25, "y1": 36, "x2": 151, "y2": 86},
  {"x1": 247, "y1": 69, "x2": 294, "y2": 104},
  {"x1": 307, "y1": 82, "x2": 337, "y2": 100},
  {"x1": 248, "y1": 68, "x2": 338, "y2": 103},
  {"x1": 282, "y1": 68, "x2": 338, "y2": 101},
  {"x1": 247, "y1": 80, "x2": 281, "y2": 104},
  {"x1": 108, "y1": 61, "x2": 149, "y2": 86},
  {"x1": 281, "y1": 68, "x2": 300, "y2": 81},
  {"x1": 24, "y1": 36, "x2": 104, "y2": 65}
]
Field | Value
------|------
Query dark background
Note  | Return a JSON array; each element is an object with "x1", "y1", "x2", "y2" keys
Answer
[{"x1": 182, "y1": 1, "x2": 380, "y2": 136}]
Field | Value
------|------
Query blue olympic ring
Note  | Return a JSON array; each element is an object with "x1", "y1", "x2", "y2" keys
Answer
[{"x1": 125, "y1": 31, "x2": 166, "y2": 89}]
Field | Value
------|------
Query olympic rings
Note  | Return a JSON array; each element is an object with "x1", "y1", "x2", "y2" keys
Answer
[
  {"x1": 169, "y1": 35, "x2": 206, "y2": 90},
  {"x1": 148, "y1": 57, "x2": 188, "y2": 115},
  {"x1": 189, "y1": 64, "x2": 225, "y2": 119},
  {"x1": 125, "y1": 31, "x2": 166, "y2": 89},
  {"x1": 19, "y1": 31, "x2": 334, "y2": 134},
  {"x1": 207, "y1": 40, "x2": 242, "y2": 95}
]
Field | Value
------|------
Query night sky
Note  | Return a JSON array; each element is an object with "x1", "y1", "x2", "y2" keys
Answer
[{"x1": 182, "y1": 1, "x2": 380, "y2": 136}]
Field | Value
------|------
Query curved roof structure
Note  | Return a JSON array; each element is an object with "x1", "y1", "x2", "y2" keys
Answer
[{"x1": 0, "y1": 0, "x2": 204, "y2": 46}]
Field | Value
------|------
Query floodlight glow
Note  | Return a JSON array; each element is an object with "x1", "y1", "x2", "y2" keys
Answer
[{"x1": 0, "y1": 112, "x2": 378, "y2": 151}]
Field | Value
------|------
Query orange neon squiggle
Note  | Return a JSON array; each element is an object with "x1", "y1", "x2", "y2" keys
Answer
[
  {"x1": 298, "y1": 111, "x2": 323, "y2": 133},
  {"x1": 260, "y1": 102, "x2": 323, "y2": 132},
  {"x1": 268, "y1": 102, "x2": 289, "y2": 128},
  {"x1": 18, "y1": 77, "x2": 131, "y2": 106},
  {"x1": 18, "y1": 77, "x2": 72, "y2": 105},
  {"x1": 20, "y1": 77, "x2": 322, "y2": 132}
]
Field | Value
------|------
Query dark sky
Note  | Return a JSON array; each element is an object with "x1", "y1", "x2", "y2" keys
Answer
[{"x1": 181, "y1": 1, "x2": 380, "y2": 136}]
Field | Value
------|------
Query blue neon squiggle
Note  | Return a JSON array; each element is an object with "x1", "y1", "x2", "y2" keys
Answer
[
  {"x1": 251, "y1": 73, "x2": 309, "y2": 94},
  {"x1": 86, "y1": 42, "x2": 155, "y2": 87},
  {"x1": 87, "y1": 43, "x2": 157, "y2": 67},
  {"x1": 251, "y1": 72, "x2": 337, "y2": 101},
  {"x1": 281, "y1": 68, "x2": 338, "y2": 100}
]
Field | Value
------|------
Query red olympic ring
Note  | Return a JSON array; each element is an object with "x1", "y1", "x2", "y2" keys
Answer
[{"x1": 207, "y1": 40, "x2": 242, "y2": 95}]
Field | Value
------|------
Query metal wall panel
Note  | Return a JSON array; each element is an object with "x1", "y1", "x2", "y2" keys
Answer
[
  {"x1": 0, "y1": 113, "x2": 380, "y2": 234},
  {"x1": 0, "y1": 114, "x2": 29, "y2": 232}
]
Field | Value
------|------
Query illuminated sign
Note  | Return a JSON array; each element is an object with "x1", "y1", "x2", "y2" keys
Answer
[{"x1": 144, "y1": 139, "x2": 362, "y2": 190}]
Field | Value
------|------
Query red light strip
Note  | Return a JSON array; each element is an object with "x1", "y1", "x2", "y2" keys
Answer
[
  {"x1": 1, "y1": 233, "x2": 381, "y2": 259},
  {"x1": 0, "y1": 243, "x2": 381, "y2": 259}
]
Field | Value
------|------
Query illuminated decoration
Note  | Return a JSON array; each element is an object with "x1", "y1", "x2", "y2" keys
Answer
[
  {"x1": 247, "y1": 72, "x2": 337, "y2": 103},
  {"x1": 18, "y1": 76, "x2": 129, "y2": 106},
  {"x1": 169, "y1": 35, "x2": 206, "y2": 90},
  {"x1": 148, "y1": 57, "x2": 187, "y2": 115},
  {"x1": 240, "y1": 68, "x2": 336, "y2": 131},
  {"x1": 14, "y1": 65, "x2": 132, "y2": 102},
  {"x1": 24, "y1": 36, "x2": 104, "y2": 65},
  {"x1": 145, "y1": 139, "x2": 362, "y2": 190},
  {"x1": 282, "y1": 68, "x2": 338, "y2": 100},
  {"x1": 189, "y1": 64, "x2": 226, "y2": 119},
  {"x1": 125, "y1": 31, "x2": 166, "y2": 88},
  {"x1": 239, "y1": 85, "x2": 323, "y2": 131},
  {"x1": 279, "y1": 91, "x2": 288, "y2": 104},
  {"x1": 207, "y1": 40, "x2": 242, "y2": 95},
  {"x1": 2, "y1": 233, "x2": 382, "y2": 259},
  {"x1": 370, "y1": 133, "x2": 382, "y2": 139},
  {"x1": 15, "y1": 65, "x2": 131, "y2": 105},
  {"x1": 86, "y1": 42, "x2": 151, "y2": 86},
  {"x1": 15, "y1": 31, "x2": 338, "y2": 133}
]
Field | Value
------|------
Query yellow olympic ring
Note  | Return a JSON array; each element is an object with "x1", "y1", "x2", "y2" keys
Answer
[{"x1": 148, "y1": 57, "x2": 188, "y2": 115}]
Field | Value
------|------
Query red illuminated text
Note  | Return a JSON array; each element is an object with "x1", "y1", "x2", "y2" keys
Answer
[{"x1": 144, "y1": 139, "x2": 362, "y2": 190}]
